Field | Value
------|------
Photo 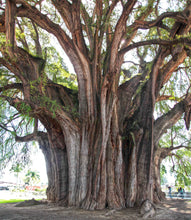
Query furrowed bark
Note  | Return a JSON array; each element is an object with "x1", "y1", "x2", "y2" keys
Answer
[{"x1": 5, "y1": 0, "x2": 16, "y2": 55}]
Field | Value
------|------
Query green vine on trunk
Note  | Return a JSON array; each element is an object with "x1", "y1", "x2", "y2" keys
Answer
[
  {"x1": 29, "y1": 72, "x2": 48, "y2": 95},
  {"x1": 15, "y1": 102, "x2": 32, "y2": 117}
]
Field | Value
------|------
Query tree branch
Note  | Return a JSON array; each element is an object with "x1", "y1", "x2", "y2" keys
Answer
[
  {"x1": 71, "y1": 0, "x2": 88, "y2": 55},
  {"x1": 100, "y1": 0, "x2": 120, "y2": 45},
  {"x1": 184, "y1": 92, "x2": 191, "y2": 130},
  {"x1": 119, "y1": 37, "x2": 191, "y2": 55},
  {"x1": 31, "y1": 21, "x2": 42, "y2": 56},
  {"x1": 81, "y1": 3, "x2": 94, "y2": 52},
  {"x1": 50, "y1": 0, "x2": 72, "y2": 31},
  {"x1": 121, "y1": 0, "x2": 156, "y2": 53},
  {"x1": 170, "y1": 144, "x2": 191, "y2": 151},
  {"x1": 109, "y1": 0, "x2": 137, "y2": 70},
  {"x1": 51, "y1": 0, "x2": 88, "y2": 56},
  {"x1": 156, "y1": 95, "x2": 181, "y2": 102},
  {"x1": 0, "y1": 57, "x2": 24, "y2": 80},
  {"x1": 16, "y1": 0, "x2": 76, "y2": 58},
  {"x1": 16, "y1": 18, "x2": 29, "y2": 50},
  {"x1": 0, "y1": 123, "x2": 13, "y2": 134},
  {"x1": 0, "y1": 83, "x2": 23, "y2": 93},
  {"x1": 15, "y1": 133, "x2": 37, "y2": 142},
  {"x1": 16, "y1": 1, "x2": 92, "y2": 108},
  {"x1": 154, "y1": 94, "x2": 191, "y2": 145},
  {"x1": 15, "y1": 131, "x2": 47, "y2": 142},
  {"x1": 130, "y1": 11, "x2": 179, "y2": 32}
]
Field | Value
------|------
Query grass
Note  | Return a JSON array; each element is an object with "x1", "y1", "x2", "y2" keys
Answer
[
  {"x1": 0, "y1": 199, "x2": 26, "y2": 204},
  {"x1": 0, "y1": 198, "x2": 42, "y2": 204}
]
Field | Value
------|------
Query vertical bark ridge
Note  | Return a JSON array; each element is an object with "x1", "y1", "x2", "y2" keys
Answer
[
  {"x1": 107, "y1": 105, "x2": 125, "y2": 209},
  {"x1": 64, "y1": 130, "x2": 80, "y2": 206},
  {"x1": 77, "y1": 124, "x2": 89, "y2": 204},
  {"x1": 125, "y1": 128, "x2": 143, "y2": 207},
  {"x1": 5, "y1": 0, "x2": 16, "y2": 56}
]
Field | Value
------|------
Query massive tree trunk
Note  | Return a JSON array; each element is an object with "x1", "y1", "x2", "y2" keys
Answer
[
  {"x1": 1, "y1": 0, "x2": 191, "y2": 210},
  {"x1": 37, "y1": 97, "x2": 125, "y2": 209}
]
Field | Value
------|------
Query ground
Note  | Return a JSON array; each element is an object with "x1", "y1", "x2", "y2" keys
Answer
[{"x1": 0, "y1": 199, "x2": 191, "y2": 220}]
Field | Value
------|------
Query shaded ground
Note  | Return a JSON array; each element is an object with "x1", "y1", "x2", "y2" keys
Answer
[{"x1": 0, "y1": 199, "x2": 191, "y2": 220}]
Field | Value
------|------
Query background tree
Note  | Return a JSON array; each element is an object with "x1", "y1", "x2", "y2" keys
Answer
[
  {"x1": 154, "y1": 119, "x2": 191, "y2": 201},
  {"x1": 173, "y1": 150, "x2": 191, "y2": 187},
  {"x1": 24, "y1": 169, "x2": 40, "y2": 186},
  {"x1": 159, "y1": 121, "x2": 191, "y2": 189},
  {"x1": 0, "y1": 0, "x2": 191, "y2": 210},
  {"x1": 0, "y1": 96, "x2": 33, "y2": 176},
  {"x1": 10, "y1": 162, "x2": 24, "y2": 185}
]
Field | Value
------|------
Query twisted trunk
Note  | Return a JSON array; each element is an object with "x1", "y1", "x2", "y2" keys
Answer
[{"x1": 2, "y1": 0, "x2": 191, "y2": 211}]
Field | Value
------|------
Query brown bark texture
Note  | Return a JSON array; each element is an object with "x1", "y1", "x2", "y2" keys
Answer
[{"x1": 0, "y1": 0, "x2": 191, "y2": 210}]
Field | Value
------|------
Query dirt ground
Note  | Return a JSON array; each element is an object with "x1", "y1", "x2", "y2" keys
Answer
[{"x1": 0, "y1": 198, "x2": 191, "y2": 220}]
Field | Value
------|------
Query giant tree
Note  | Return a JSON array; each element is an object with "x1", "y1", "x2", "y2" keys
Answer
[{"x1": 0, "y1": 0, "x2": 191, "y2": 209}]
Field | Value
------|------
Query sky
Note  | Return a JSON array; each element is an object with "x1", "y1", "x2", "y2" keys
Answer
[{"x1": 29, "y1": 147, "x2": 48, "y2": 184}]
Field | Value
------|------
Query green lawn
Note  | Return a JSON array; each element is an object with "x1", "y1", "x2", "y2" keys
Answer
[
  {"x1": 0, "y1": 198, "x2": 42, "y2": 203},
  {"x1": 0, "y1": 199, "x2": 25, "y2": 204}
]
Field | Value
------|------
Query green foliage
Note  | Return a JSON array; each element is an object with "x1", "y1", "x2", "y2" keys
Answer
[
  {"x1": 29, "y1": 73, "x2": 48, "y2": 95},
  {"x1": 0, "y1": 33, "x2": 6, "y2": 47},
  {"x1": 160, "y1": 120, "x2": 190, "y2": 148},
  {"x1": 34, "y1": 188, "x2": 46, "y2": 192},
  {"x1": 24, "y1": 170, "x2": 40, "y2": 185},
  {"x1": 0, "y1": 138, "x2": 32, "y2": 176},
  {"x1": 161, "y1": 164, "x2": 167, "y2": 175},
  {"x1": 16, "y1": 102, "x2": 32, "y2": 117},
  {"x1": 63, "y1": 105, "x2": 79, "y2": 119},
  {"x1": 155, "y1": 59, "x2": 190, "y2": 118},
  {"x1": 163, "y1": 17, "x2": 175, "y2": 30},
  {"x1": 0, "y1": 103, "x2": 33, "y2": 175},
  {"x1": 10, "y1": 163, "x2": 24, "y2": 174},
  {"x1": 173, "y1": 149, "x2": 191, "y2": 187},
  {"x1": 45, "y1": 46, "x2": 77, "y2": 90},
  {"x1": 159, "y1": 119, "x2": 191, "y2": 187},
  {"x1": 30, "y1": 93, "x2": 61, "y2": 118},
  {"x1": 16, "y1": 17, "x2": 50, "y2": 54},
  {"x1": 160, "y1": 164, "x2": 167, "y2": 185},
  {"x1": 40, "y1": 96, "x2": 61, "y2": 117}
]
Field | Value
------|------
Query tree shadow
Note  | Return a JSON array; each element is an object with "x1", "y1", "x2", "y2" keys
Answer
[{"x1": 161, "y1": 199, "x2": 191, "y2": 214}]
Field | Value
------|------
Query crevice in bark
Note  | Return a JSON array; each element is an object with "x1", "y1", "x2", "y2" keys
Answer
[{"x1": 124, "y1": 128, "x2": 143, "y2": 207}]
